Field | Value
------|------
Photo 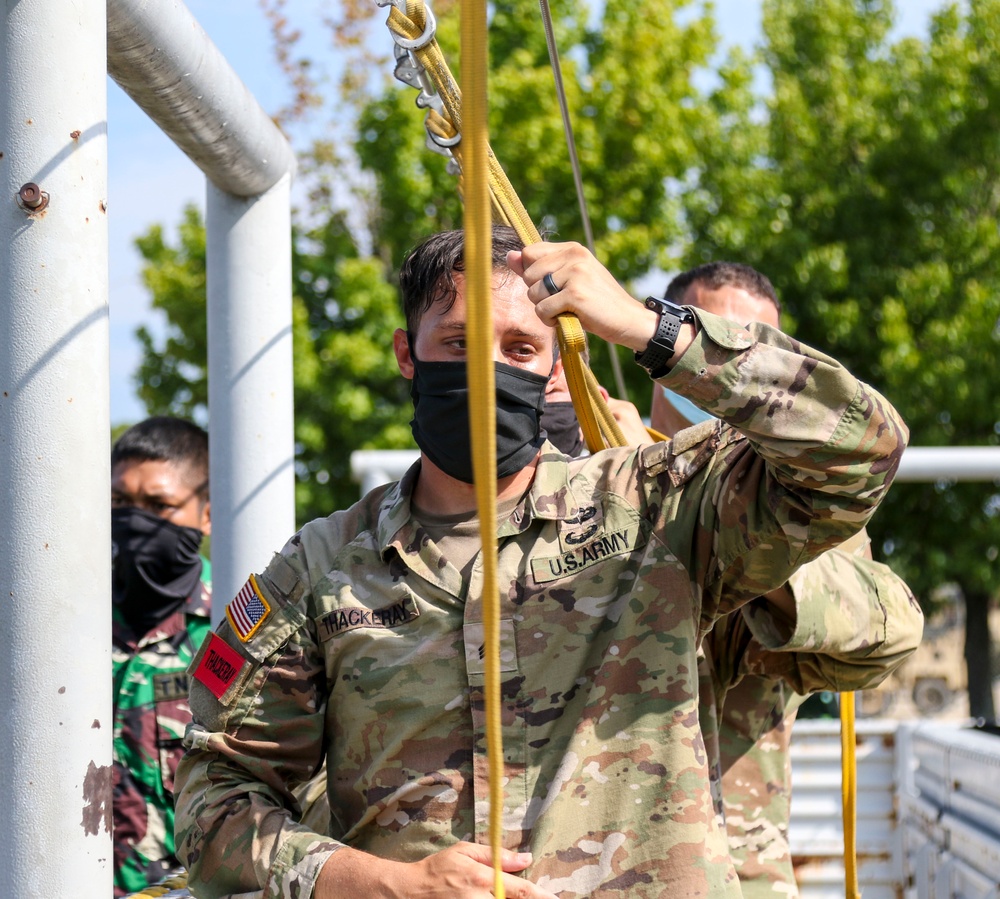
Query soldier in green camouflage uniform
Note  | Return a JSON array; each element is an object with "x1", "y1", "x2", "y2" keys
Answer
[
  {"x1": 174, "y1": 228, "x2": 907, "y2": 899},
  {"x1": 653, "y1": 262, "x2": 922, "y2": 897},
  {"x1": 111, "y1": 418, "x2": 212, "y2": 897},
  {"x1": 697, "y1": 529, "x2": 921, "y2": 896}
]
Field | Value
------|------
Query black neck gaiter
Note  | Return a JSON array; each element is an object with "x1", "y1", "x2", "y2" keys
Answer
[
  {"x1": 112, "y1": 506, "x2": 203, "y2": 635},
  {"x1": 540, "y1": 400, "x2": 585, "y2": 457}
]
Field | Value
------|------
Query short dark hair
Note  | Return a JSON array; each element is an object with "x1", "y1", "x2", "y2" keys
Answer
[
  {"x1": 665, "y1": 262, "x2": 781, "y2": 316},
  {"x1": 111, "y1": 416, "x2": 209, "y2": 497},
  {"x1": 399, "y1": 225, "x2": 525, "y2": 334}
]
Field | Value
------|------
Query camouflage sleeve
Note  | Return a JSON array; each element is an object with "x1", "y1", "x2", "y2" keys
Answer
[
  {"x1": 652, "y1": 308, "x2": 908, "y2": 628},
  {"x1": 735, "y1": 529, "x2": 924, "y2": 693},
  {"x1": 173, "y1": 547, "x2": 339, "y2": 899}
]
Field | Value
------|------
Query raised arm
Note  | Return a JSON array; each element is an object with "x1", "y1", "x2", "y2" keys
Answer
[{"x1": 510, "y1": 241, "x2": 909, "y2": 623}]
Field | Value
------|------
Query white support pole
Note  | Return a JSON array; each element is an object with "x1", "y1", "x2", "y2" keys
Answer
[
  {"x1": 0, "y1": 0, "x2": 112, "y2": 896},
  {"x1": 107, "y1": 0, "x2": 297, "y2": 617},
  {"x1": 895, "y1": 446, "x2": 1000, "y2": 482},
  {"x1": 206, "y1": 176, "x2": 296, "y2": 618}
]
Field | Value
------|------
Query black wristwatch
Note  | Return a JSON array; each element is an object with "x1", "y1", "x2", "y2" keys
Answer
[{"x1": 634, "y1": 297, "x2": 695, "y2": 378}]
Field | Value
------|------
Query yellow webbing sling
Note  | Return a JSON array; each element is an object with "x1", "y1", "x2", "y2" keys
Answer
[
  {"x1": 385, "y1": 0, "x2": 625, "y2": 454},
  {"x1": 123, "y1": 874, "x2": 189, "y2": 898},
  {"x1": 840, "y1": 691, "x2": 860, "y2": 899}
]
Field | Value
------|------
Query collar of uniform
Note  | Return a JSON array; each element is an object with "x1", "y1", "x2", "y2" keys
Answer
[
  {"x1": 375, "y1": 458, "x2": 422, "y2": 560},
  {"x1": 517, "y1": 439, "x2": 584, "y2": 527},
  {"x1": 112, "y1": 567, "x2": 211, "y2": 650},
  {"x1": 375, "y1": 445, "x2": 580, "y2": 553},
  {"x1": 113, "y1": 604, "x2": 187, "y2": 651},
  {"x1": 186, "y1": 564, "x2": 212, "y2": 618}
]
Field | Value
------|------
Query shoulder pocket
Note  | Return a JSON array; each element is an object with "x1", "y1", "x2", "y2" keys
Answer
[
  {"x1": 187, "y1": 556, "x2": 309, "y2": 730},
  {"x1": 640, "y1": 420, "x2": 739, "y2": 488}
]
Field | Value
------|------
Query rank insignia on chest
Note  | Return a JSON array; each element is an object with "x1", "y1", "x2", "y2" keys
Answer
[{"x1": 226, "y1": 574, "x2": 271, "y2": 642}]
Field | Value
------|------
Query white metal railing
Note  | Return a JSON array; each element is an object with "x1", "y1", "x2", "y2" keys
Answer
[
  {"x1": 790, "y1": 719, "x2": 903, "y2": 898},
  {"x1": 351, "y1": 445, "x2": 1000, "y2": 494},
  {"x1": 899, "y1": 722, "x2": 1000, "y2": 899}
]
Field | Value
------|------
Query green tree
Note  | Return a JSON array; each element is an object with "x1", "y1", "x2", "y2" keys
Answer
[
  {"x1": 681, "y1": 0, "x2": 1000, "y2": 718},
  {"x1": 133, "y1": 205, "x2": 209, "y2": 419}
]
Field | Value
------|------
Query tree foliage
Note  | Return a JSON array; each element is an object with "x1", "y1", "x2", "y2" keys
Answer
[
  {"x1": 681, "y1": 0, "x2": 1000, "y2": 716},
  {"x1": 134, "y1": 206, "x2": 208, "y2": 420},
  {"x1": 350, "y1": 0, "x2": 716, "y2": 398}
]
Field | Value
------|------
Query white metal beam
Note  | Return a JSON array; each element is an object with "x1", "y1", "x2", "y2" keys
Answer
[
  {"x1": 351, "y1": 446, "x2": 1000, "y2": 495},
  {"x1": 106, "y1": 0, "x2": 296, "y2": 196},
  {"x1": 895, "y1": 447, "x2": 1000, "y2": 482}
]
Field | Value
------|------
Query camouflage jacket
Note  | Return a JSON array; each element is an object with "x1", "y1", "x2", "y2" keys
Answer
[
  {"x1": 175, "y1": 311, "x2": 907, "y2": 899},
  {"x1": 699, "y1": 531, "x2": 922, "y2": 897},
  {"x1": 112, "y1": 561, "x2": 211, "y2": 898}
]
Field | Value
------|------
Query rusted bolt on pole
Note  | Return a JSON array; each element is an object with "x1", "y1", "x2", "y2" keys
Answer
[{"x1": 17, "y1": 182, "x2": 49, "y2": 212}]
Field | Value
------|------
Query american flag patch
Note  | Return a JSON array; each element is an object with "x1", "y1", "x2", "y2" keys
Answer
[{"x1": 226, "y1": 575, "x2": 271, "y2": 642}]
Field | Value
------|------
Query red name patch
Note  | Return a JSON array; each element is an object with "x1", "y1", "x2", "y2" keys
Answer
[{"x1": 193, "y1": 632, "x2": 247, "y2": 700}]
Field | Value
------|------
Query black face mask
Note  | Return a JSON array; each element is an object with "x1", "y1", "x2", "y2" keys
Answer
[
  {"x1": 112, "y1": 506, "x2": 204, "y2": 634},
  {"x1": 409, "y1": 354, "x2": 550, "y2": 483},
  {"x1": 540, "y1": 400, "x2": 584, "y2": 458}
]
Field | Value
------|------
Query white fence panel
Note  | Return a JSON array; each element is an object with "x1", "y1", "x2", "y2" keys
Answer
[
  {"x1": 789, "y1": 719, "x2": 903, "y2": 898},
  {"x1": 899, "y1": 723, "x2": 1000, "y2": 899}
]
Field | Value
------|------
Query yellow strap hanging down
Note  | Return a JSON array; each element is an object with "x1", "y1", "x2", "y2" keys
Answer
[
  {"x1": 459, "y1": 1, "x2": 505, "y2": 896},
  {"x1": 840, "y1": 692, "x2": 860, "y2": 899}
]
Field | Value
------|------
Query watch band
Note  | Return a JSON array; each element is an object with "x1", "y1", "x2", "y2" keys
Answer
[{"x1": 634, "y1": 297, "x2": 695, "y2": 378}]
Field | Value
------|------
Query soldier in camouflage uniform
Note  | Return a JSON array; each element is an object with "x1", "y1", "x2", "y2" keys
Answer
[
  {"x1": 111, "y1": 418, "x2": 212, "y2": 897},
  {"x1": 697, "y1": 530, "x2": 921, "y2": 896},
  {"x1": 174, "y1": 227, "x2": 908, "y2": 899},
  {"x1": 651, "y1": 262, "x2": 922, "y2": 897}
]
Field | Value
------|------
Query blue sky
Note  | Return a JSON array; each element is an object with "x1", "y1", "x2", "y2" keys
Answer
[{"x1": 107, "y1": 0, "x2": 951, "y2": 424}]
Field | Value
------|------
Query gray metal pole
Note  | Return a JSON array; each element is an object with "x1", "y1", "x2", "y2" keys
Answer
[
  {"x1": 206, "y1": 175, "x2": 296, "y2": 619},
  {"x1": 0, "y1": 0, "x2": 112, "y2": 895}
]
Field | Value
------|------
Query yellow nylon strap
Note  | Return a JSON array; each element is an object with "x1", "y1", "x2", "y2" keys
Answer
[
  {"x1": 459, "y1": 1, "x2": 505, "y2": 895},
  {"x1": 388, "y1": 2, "x2": 624, "y2": 453},
  {"x1": 455, "y1": 0, "x2": 504, "y2": 899},
  {"x1": 840, "y1": 692, "x2": 860, "y2": 899}
]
